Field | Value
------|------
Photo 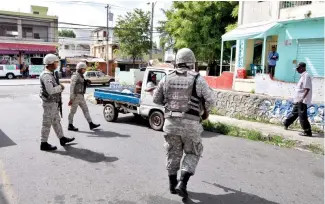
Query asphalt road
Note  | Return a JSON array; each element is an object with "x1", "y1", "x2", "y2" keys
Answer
[{"x1": 0, "y1": 84, "x2": 323, "y2": 204}]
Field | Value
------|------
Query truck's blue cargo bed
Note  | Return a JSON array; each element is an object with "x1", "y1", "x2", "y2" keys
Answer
[{"x1": 94, "y1": 88, "x2": 140, "y2": 105}]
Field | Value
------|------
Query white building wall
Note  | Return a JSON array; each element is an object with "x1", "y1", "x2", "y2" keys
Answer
[
  {"x1": 279, "y1": 1, "x2": 325, "y2": 20},
  {"x1": 58, "y1": 37, "x2": 91, "y2": 58}
]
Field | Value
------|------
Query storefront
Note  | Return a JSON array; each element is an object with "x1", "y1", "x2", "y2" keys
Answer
[{"x1": 0, "y1": 42, "x2": 57, "y2": 75}]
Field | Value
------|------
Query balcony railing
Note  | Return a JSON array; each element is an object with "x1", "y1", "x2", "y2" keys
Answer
[{"x1": 280, "y1": 1, "x2": 312, "y2": 9}]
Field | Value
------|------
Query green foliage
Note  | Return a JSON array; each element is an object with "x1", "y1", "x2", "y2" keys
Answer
[
  {"x1": 86, "y1": 62, "x2": 99, "y2": 71},
  {"x1": 159, "y1": 1, "x2": 239, "y2": 63},
  {"x1": 58, "y1": 29, "x2": 76, "y2": 38},
  {"x1": 201, "y1": 121, "x2": 314, "y2": 152},
  {"x1": 115, "y1": 9, "x2": 151, "y2": 65},
  {"x1": 225, "y1": 4, "x2": 239, "y2": 32}
]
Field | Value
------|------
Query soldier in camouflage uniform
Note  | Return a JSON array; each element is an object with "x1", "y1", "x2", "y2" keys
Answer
[
  {"x1": 40, "y1": 54, "x2": 75, "y2": 151},
  {"x1": 153, "y1": 48, "x2": 214, "y2": 198},
  {"x1": 68, "y1": 62, "x2": 100, "y2": 131}
]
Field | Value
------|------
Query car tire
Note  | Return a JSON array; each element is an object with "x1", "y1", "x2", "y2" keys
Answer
[
  {"x1": 103, "y1": 104, "x2": 118, "y2": 122},
  {"x1": 149, "y1": 111, "x2": 164, "y2": 131},
  {"x1": 6, "y1": 73, "x2": 14, "y2": 79}
]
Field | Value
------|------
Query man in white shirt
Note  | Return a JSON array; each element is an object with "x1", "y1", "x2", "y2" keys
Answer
[{"x1": 283, "y1": 62, "x2": 312, "y2": 137}]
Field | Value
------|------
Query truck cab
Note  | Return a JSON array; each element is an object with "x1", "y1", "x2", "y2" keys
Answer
[{"x1": 94, "y1": 64, "x2": 176, "y2": 131}]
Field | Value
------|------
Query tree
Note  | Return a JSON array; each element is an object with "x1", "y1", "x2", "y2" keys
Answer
[
  {"x1": 114, "y1": 9, "x2": 151, "y2": 67},
  {"x1": 159, "y1": 1, "x2": 238, "y2": 68},
  {"x1": 58, "y1": 29, "x2": 76, "y2": 38},
  {"x1": 226, "y1": 4, "x2": 239, "y2": 32}
]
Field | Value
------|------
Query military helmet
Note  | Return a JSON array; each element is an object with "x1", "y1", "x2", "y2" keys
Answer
[
  {"x1": 43, "y1": 54, "x2": 59, "y2": 65},
  {"x1": 76, "y1": 62, "x2": 87, "y2": 70},
  {"x1": 175, "y1": 48, "x2": 196, "y2": 67}
]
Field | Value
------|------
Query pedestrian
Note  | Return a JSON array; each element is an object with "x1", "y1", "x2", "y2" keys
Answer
[
  {"x1": 40, "y1": 54, "x2": 75, "y2": 151},
  {"x1": 267, "y1": 45, "x2": 279, "y2": 78},
  {"x1": 153, "y1": 48, "x2": 214, "y2": 198},
  {"x1": 283, "y1": 62, "x2": 313, "y2": 136},
  {"x1": 67, "y1": 62, "x2": 100, "y2": 131}
]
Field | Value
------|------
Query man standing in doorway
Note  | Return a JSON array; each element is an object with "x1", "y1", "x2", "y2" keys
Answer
[
  {"x1": 68, "y1": 62, "x2": 100, "y2": 131},
  {"x1": 267, "y1": 45, "x2": 279, "y2": 78},
  {"x1": 40, "y1": 54, "x2": 75, "y2": 151},
  {"x1": 283, "y1": 62, "x2": 313, "y2": 137}
]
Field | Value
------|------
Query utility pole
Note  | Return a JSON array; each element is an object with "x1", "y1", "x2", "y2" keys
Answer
[
  {"x1": 105, "y1": 4, "x2": 110, "y2": 75},
  {"x1": 149, "y1": 2, "x2": 155, "y2": 60}
]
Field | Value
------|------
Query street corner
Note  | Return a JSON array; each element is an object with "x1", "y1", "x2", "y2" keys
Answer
[{"x1": 85, "y1": 93, "x2": 97, "y2": 105}]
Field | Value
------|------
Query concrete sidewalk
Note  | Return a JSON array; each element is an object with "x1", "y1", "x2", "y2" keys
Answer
[
  {"x1": 209, "y1": 115, "x2": 324, "y2": 146},
  {"x1": 84, "y1": 92, "x2": 323, "y2": 147}
]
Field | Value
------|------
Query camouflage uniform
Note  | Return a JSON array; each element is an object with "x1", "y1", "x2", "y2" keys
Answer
[
  {"x1": 153, "y1": 47, "x2": 214, "y2": 198},
  {"x1": 68, "y1": 72, "x2": 92, "y2": 124},
  {"x1": 154, "y1": 73, "x2": 213, "y2": 175},
  {"x1": 40, "y1": 69, "x2": 64, "y2": 142}
]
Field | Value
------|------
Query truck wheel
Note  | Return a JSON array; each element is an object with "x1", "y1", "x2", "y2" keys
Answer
[
  {"x1": 103, "y1": 104, "x2": 118, "y2": 122},
  {"x1": 6, "y1": 73, "x2": 14, "y2": 79},
  {"x1": 149, "y1": 111, "x2": 164, "y2": 131}
]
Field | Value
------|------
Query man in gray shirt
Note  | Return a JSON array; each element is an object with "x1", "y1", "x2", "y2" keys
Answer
[{"x1": 283, "y1": 62, "x2": 312, "y2": 137}]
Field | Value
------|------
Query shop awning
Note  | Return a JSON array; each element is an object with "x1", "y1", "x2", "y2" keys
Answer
[
  {"x1": 0, "y1": 43, "x2": 56, "y2": 53},
  {"x1": 222, "y1": 22, "x2": 282, "y2": 41}
]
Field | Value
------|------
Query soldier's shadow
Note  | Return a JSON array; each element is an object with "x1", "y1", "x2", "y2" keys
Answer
[
  {"x1": 183, "y1": 182, "x2": 279, "y2": 204},
  {"x1": 78, "y1": 129, "x2": 130, "y2": 138},
  {"x1": 51, "y1": 144, "x2": 119, "y2": 163}
]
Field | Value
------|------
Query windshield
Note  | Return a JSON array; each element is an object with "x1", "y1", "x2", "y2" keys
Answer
[{"x1": 96, "y1": 71, "x2": 105, "y2": 77}]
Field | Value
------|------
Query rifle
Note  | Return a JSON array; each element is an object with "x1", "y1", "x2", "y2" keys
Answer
[{"x1": 54, "y1": 71, "x2": 63, "y2": 118}]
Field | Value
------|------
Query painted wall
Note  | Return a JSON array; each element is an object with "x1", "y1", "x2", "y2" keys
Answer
[
  {"x1": 241, "y1": 1, "x2": 277, "y2": 24},
  {"x1": 244, "y1": 39, "x2": 254, "y2": 70},
  {"x1": 255, "y1": 74, "x2": 324, "y2": 104},
  {"x1": 233, "y1": 78, "x2": 255, "y2": 92},
  {"x1": 204, "y1": 72, "x2": 234, "y2": 90},
  {"x1": 275, "y1": 19, "x2": 324, "y2": 82},
  {"x1": 279, "y1": 2, "x2": 325, "y2": 20},
  {"x1": 213, "y1": 89, "x2": 324, "y2": 128}
]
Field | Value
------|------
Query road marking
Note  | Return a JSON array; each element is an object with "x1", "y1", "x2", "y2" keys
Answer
[{"x1": 0, "y1": 160, "x2": 16, "y2": 204}]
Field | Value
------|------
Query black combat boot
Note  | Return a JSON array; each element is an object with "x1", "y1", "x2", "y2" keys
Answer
[
  {"x1": 68, "y1": 124, "x2": 79, "y2": 131},
  {"x1": 175, "y1": 171, "x2": 192, "y2": 198},
  {"x1": 169, "y1": 175, "x2": 178, "y2": 194},
  {"x1": 89, "y1": 122, "x2": 100, "y2": 130},
  {"x1": 40, "y1": 142, "x2": 57, "y2": 151},
  {"x1": 60, "y1": 136, "x2": 75, "y2": 146}
]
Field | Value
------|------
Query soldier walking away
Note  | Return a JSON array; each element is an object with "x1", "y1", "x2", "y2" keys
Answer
[
  {"x1": 153, "y1": 48, "x2": 214, "y2": 199},
  {"x1": 283, "y1": 62, "x2": 313, "y2": 137},
  {"x1": 68, "y1": 62, "x2": 100, "y2": 131},
  {"x1": 40, "y1": 54, "x2": 75, "y2": 151}
]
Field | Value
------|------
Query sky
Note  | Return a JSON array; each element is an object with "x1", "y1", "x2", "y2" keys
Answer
[{"x1": 0, "y1": 0, "x2": 173, "y2": 44}]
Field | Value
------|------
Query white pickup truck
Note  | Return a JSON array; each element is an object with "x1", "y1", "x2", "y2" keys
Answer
[
  {"x1": 94, "y1": 65, "x2": 175, "y2": 131},
  {"x1": 0, "y1": 64, "x2": 22, "y2": 79}
]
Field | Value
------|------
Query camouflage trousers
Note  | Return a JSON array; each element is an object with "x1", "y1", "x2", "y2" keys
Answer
[
  {"x1": 163, "y1": 117, "x2": 204, "y2": 176},
  {"x1": 41, "y1": 102, "x2": 64, "y2": 142},
  {"x1": 68, "y1": 94, "x2": 92, "y2": 124}
]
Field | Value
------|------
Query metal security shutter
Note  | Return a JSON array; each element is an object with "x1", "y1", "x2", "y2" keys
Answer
[{"x1": 295, "y1": 38, "x2": 324, "y2": 82}]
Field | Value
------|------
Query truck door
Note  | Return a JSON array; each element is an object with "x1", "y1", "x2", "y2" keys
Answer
[
  {"x1": 140, "y1": 70, "x2": 166, "y2": 112},
  {"x1": 0, "y1": 65, "x2": 5, "y2": 77}
]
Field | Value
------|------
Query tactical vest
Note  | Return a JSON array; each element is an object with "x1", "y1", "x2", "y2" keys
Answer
[
  {"x1": 39, "y1": 72, "x2": 61, "y2": 102},
  {"x1": 164, "y1": 70, "x2": 201, "y2": 120},
  {"x1": 73, "y1": 73, "x2": 86, "y2": 94}
]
